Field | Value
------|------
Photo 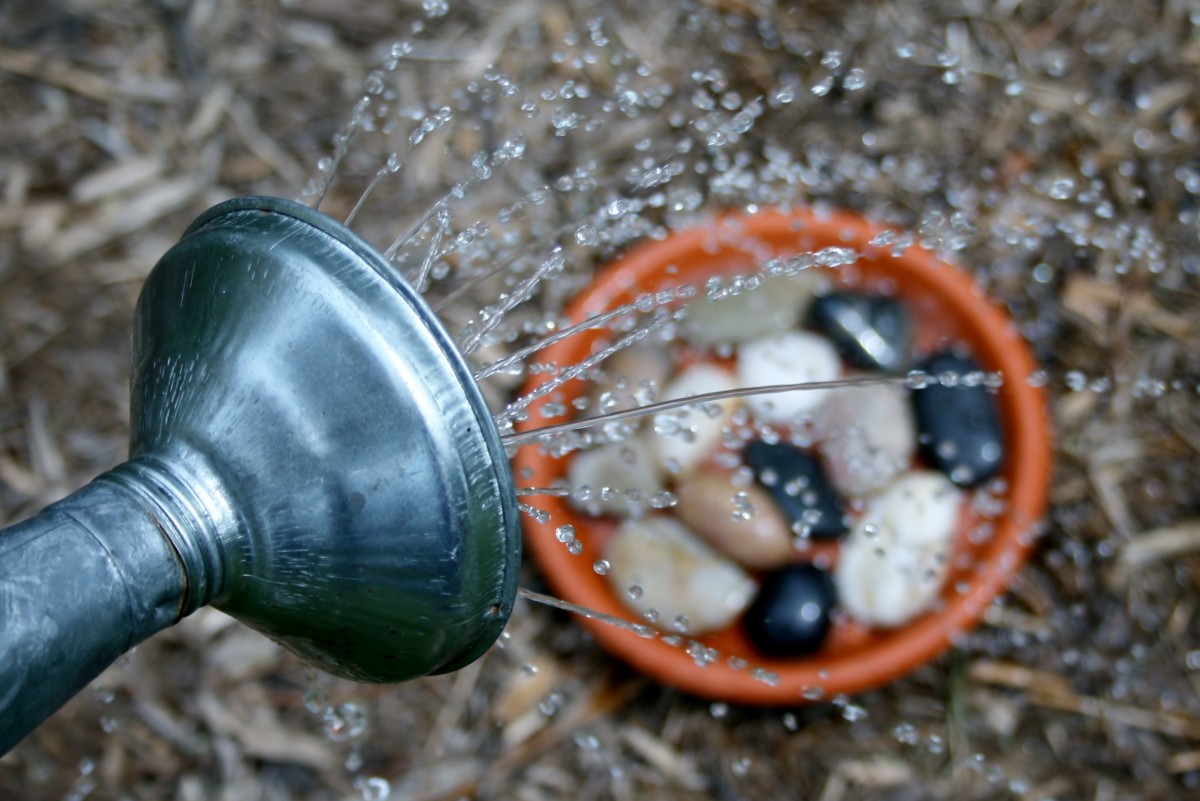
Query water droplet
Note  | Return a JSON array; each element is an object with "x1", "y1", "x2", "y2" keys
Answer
[
  {"x1": 303, "y1": 687, "x2": 327, "y2": 714},
  {"x1": 421, "y1": 0, "x2": 449, "y2": 17},
  {"x1": 357, "y1": 777, "x2": 391, "y2": 801},
  {"x1": 323, "y1": 702, "x2": 368, "y2": 741}
]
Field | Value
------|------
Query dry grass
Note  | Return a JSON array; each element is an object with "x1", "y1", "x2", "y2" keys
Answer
[{"x1": 3, "y1": 1, "x2": 1200, "y2": 799}]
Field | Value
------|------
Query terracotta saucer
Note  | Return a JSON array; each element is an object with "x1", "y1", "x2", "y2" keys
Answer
[{"x1": 513, "y1": 208, "x2": 1052, "y2": 704}]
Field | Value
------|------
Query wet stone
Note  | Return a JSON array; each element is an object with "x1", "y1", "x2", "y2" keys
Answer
[
  {"x1": 737, "y1": 331, "x2": 841, "y2": 424},
  {"x1": 742, "y1": 563, "x2": 836, "y2": 658},
  {"x1": 911, "y1": 351, "x2": 1004, "y2": 487},
  {"x1": 816, "y1": 383, "x2": 916, "y2": 497},
  {"x1": 674, "y1": 469, "x2": 795, "y2": 569},
  {"x1": 835, "y1": 471, "x2": 961, "y2": 628},
  {"x1": 743, "y1": 441, "x2": 848, "y2": 540},
  {"x1": 605, "y1": 515, "x2": 757, "y2": 635},
  {"x1": 652, "y1": 363, "x2": 739, "y2": 475},
  {"x1": 808, "y1": 292, "x2": 912, "y2": 373},
  {"x1": 589, "y1": 341, "x2": 672, "y2": 417},
  {"x1": 682, "y1": 272, "x2": 827, "y2": 346},
  {"x1": 568, "y1": 439, "x2": 663, "y2": 518}
]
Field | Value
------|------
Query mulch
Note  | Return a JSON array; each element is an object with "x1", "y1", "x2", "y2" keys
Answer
[{"x1": 2, "y1": 1, "x2": 1199, "y2": 799}]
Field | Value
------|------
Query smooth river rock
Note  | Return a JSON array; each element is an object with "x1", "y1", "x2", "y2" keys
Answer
[
  {"x1": 590, "y1": 341, "x2": 673, "y2": 416},
  {"x1": 816, "y1": 382, "x2": 917, "y2": 497},
  {"x1": 743, "y1": 440, "x2": 848, "y2": 539},
  {"x1": 742, "y1": 563, "x2": 837, "y2": 657},
  {"x1": 568, "y1": 439, "x2": 664, "y2": 518},
  {"x1": 808, "y1": 291, "x2": 912, "y2": 372},
  {"x1": 606, "y1": 515, "x2": 757, "y2": 635},
  {"x1": 682, "y1": 271, "x2": 828, "y2": 346},
  {"x1": 737, "y1": 330, "x2": 841, "y2": 424},
  {"x1": 835, "y1": 471, "x2": 962, "y2": 628},
  {"x1": 911, "y1": 351, "x2": 1004, "y2": 487},
  {"x1": 674, "y1": 469, "x2": 796, "y2": 569},
  {"x1": 651, "y1": 363, "x2": 739, "y2": 475}
]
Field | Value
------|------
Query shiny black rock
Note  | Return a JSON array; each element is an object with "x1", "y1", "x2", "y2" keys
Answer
[
  {"x1": 743, "y1": 563, "x2": 836, "y2": 658},
  {"x1": 744, "y1": 440, "x2": 847, "y2": 539},
  {"x1": 808, "y1": 292, "x2": 912, "y2": 372},
  {"x1": 911, "y1": 351, "x2": 1004, "y2": 487}
]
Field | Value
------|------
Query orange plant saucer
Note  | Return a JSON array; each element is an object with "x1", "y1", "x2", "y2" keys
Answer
[{"x1": 512, "y1": 208, "x2": 1052, "y2": 704}]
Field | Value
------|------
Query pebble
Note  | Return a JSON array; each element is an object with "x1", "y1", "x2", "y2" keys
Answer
[
  {"x1": 568, "y1": 439, "x2": 663, "y2": 517},
  {"x1": 835, "y1": 471, "x2": 962, "y2": 627},
  {"x1": 815, "y1": 383, "x2": 916, "y2": 497},
  {"x1": 808, "y1": 292, "x2": 912, "y2": 372},
  {"x1": 743, "y1": 440, "x2": 848, "y2": 540},
  {"x1": 682, "y1": 272, "x2": 827, "y2": 346},
  {"x1": 590, "y1": 341, "x2": 672, "y2": 416},
  {"x1": 651, "y1": 363, "x2": 739, "y2": 475},
  {"x1": 742, "y1": 563, "x2": 836, "y2": 657},
  {"x1": 911, "y1": 351, "x2": 1004, "y2": 487},
  {"x1": 674, "y1": 469, "x2": 796, "y2": 568},
  {"x1": 606, "y1": 515, "x2": 757, "y2": 634},
  {"x1": 737, "y1": 331, "x2": 841, "y2": 424}
]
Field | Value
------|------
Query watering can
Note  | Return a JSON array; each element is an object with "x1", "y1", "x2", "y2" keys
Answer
[{"x1": 0, "y1": 197, "x2": 521, "y2": 754}]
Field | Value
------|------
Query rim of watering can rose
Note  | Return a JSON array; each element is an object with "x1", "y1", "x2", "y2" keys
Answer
[{"x1": 513, "y1": 207, "x2": 1052, "y2": 704}]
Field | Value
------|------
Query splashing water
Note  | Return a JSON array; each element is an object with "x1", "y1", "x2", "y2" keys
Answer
[
  {"x1": 280, "y1": 4, "x2": 1200, "y2": 798},
  {"x1": 22, "y1": 2, "x2": 1200, "y2": 799}
]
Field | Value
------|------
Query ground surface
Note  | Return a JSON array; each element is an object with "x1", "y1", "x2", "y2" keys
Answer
[{"x1": 2, "y1": 2, "x2": 1200, "y2": 800}]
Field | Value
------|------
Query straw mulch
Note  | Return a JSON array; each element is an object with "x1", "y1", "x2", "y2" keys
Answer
[{"x1": 3, "y1": 2, "x2": 1199, "y2": 799}]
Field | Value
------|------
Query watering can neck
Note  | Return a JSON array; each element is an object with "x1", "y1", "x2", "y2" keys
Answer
[{"x1": 105, "y1": 451, "x2": 236, "y2": 616}]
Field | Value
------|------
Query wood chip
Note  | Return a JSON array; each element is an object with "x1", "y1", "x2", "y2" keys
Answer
[
  {"x1": 194, "y1": 689, "x2": 337, "y2": 773},
  {"x1": 836, "y1": 755, "x2": 915, "y2": 787},
  {"x1": 45, "y1": 176, "x2": 209, "y2": 266},
  {"x1": 970, "y1": 659, "x2": 1200, "y2": 740},
  {"x1": 619, "y1": 725, "x2": 707, "y2": 791},
  {"x1": 71, "y1": 156, "x2": 167, "y2": 205},
  {"x1": 1168, "y1": 749, "x2": 1200, "y2": 774},
  {"x1": 1115, "y1": 520, "x2": 1200, "y2": 570}
]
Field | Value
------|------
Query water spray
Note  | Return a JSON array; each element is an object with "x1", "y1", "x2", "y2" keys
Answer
[{"x1": 0, "y1": 196, "x2": 521, "y2": 754}]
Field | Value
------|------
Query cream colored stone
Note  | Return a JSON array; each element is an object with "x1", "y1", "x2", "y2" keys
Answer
[
  {"x1": 650, "y1": 363, "x2": 739, "y2": 475},
  {"x1": 567, "y1": 439, "x2": 663, "y2": 518},
  {"x1": 816, "y1": 382, "x2": 916, "y2": 497},
  {"x1": 588, "y1": 341, "x2": 673, "y2": 417},
  {"x1": 835, "y1": 471, "x2": 962, "y2": 628},
  {"x1": 606, "y1": 515, "x2": 757, "y2": 634}
]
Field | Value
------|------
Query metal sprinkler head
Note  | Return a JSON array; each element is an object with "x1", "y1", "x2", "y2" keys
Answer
[{"x1": 0, "y1": 196, "x2": 521, "y2": 754}]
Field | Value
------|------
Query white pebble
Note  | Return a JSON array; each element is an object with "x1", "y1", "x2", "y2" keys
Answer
[
  {"x1": 737, "y1": 331, "x2": 841, "y2": 423},
  {"x1": 835, "y1": 471, "x2": 962, "y2": 627},
  {"x1": 606, "y1": 515, "x2": 757, "y2": 634},
  {"x1": 816, "y1": 383, "x2": 916, "y2": 497},
  {"x1": 651, "y1": 363, "x2": 739, "y2": 475},
  {"x1": 567, "y1": 440, "x2": 663, "y2": 518}
]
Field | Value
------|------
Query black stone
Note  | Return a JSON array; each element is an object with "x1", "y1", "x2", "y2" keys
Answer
[
  {"x1": 808, "y1": 292, "x2": 912, "y2": 372},
  {"x1": 911, "y1": 351, "x2": 1004, "y2": 487},
  {"x1": 744, "y1": 440, "x2": 847, "y2": 539},
  {"x1": 743, "y1": 563, "x2": 836, "y2": 658}
]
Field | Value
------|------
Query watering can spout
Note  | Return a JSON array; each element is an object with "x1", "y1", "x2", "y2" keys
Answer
[{"x1": 0, "y1": 197, "x2": 521, "y2": 755}]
